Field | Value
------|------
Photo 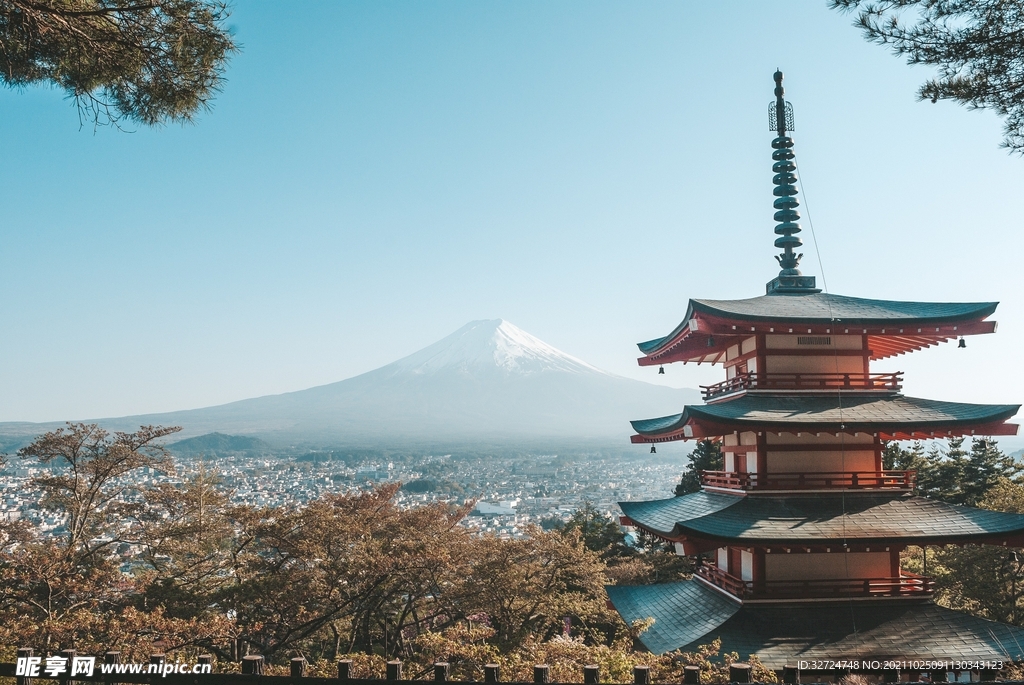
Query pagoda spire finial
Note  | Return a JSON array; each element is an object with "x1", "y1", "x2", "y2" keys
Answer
[{"x1": 765, "y1": 70, "x2": 819, "y2": 294}]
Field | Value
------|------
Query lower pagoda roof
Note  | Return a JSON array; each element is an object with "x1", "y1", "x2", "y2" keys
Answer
[
  {"x1": 630, "y1": 394, "x2": 1020, "y2": 443},
  {"x1": 607, "y1": 580, "x2": 1024, "y2": 666},
  {"x1": 620, "y1": 492, "x2": 1024, "y2": 546}
]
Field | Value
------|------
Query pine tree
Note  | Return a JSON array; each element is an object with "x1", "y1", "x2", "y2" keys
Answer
[
  {"x1": 882, "y1": 440, "x2": 926, "y2": 470},
  {"x1": 960, "y1": 438, "x2": 1023, "y2": 506},
  {"x1": 924, "y1": 437, "x2": 969, "y2": 503},
  {"x1": 560, "y1": 500, "x2": 625, "y2": 556},
  {"x1": 675, "y1": 440, "x2": 723, "y2": 496},
  {"x1": 830, "y1": 0, "x2": 1024, "y2": 152},
  {"x1": 0, "y1": 0, "x2": 236, "y2": 127},
  {"x1": 887, "y1": 437, "x2": 1021, "y2": 505}
]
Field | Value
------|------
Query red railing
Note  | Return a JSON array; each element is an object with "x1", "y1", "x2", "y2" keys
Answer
[
  {"x1": 696, "y1": 562, "x2": 934, "y2": 600},
  {"x1": 696, "y1": 562, "x2": 749, "y2": 596},
  {"x1": 701, "y1": 470, "x2": 916, "y2": 491},
  {"x1": 701, "y1": 371, "x2": 903, "y2": 400}
]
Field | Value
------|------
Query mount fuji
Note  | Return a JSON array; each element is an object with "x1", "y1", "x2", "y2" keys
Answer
[{"x1": 0, "y1": 320, "x2": 700, "y2": 449}]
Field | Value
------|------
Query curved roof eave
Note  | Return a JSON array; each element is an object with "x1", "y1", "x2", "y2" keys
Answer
[
  {"x1": 621, "y1": 493, "x2": 1024, "y2": 545},
  {"x1": 689, "y1": 294, "x2": 998, "y2": 326},
  {"x1": 630, "y1": 396, "x2": 1021, "y2": 441},
  {"x1": 637, "y1": 293, "x2": 999, "y2": 359},
  {"x1": 606, "y1": 581, "x2": 741, "y2": 656}
]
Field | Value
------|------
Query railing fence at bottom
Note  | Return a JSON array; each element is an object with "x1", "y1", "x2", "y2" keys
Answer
[{"x1": 0, "y1": 653, "x2": 1017, "y2": 684}]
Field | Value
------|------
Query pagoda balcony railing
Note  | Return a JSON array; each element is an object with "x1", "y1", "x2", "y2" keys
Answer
[
  {"x1": 696, "y1": 562, "x2": 934, "y2": 600},
  {"x1": 701, "y1": 470, "x2": 916, "y2": 491},
  {"x1": 701, "y1": 371, "x2": 903, "y2": 400}
]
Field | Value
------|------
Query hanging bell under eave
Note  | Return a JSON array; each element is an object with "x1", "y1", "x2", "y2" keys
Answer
[
  {"x1": 650, "y1": 445, "x2": 657, "y2": 454},
  {"x1": 658, "y1": 366, "x2": 665, "y2": 375},
  {"x1": 958, "y1": 337, "x2": 966, "y2": 349},
  {"x1": 707, "y1": 335, "x2": 715, "y2": 348}
]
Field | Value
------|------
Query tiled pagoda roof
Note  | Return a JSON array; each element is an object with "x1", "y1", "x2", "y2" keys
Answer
[
  {"x1": 630, "y1": 394, "x2": 1019, "y2": 443},
  {"x1": 639, "y1": 293, "x2": 996, "y2": 354},
  {"x1": 619, "y1": 492, "x2": 1024, "y2": 545},
  {"x1": 607, "y1": 580, "x2": 1024, "y2": 665},
  {"x1": 691, "y1": 293, "x2": 997, "y2": 323},
  {"x1": 605, "y1": 581, "x2": 740, "y2": 655},
  {"x1": 637, "y1": 292, "x2": 998, "y2": 365}
]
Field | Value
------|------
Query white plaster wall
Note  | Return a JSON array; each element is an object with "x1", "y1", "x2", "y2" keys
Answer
[
  {"x1": 765, "y1": 552, "x2": 891, "y2": 581},
  {"x1": 741, "y1": 550, "x2": 753, "y2": 581},
  {"x1": 766, "y1": 450, "x2": 876, "y2": 473},
  {"x1": 765, "y1": 354, "x2": 864, "y2": 374},
  {"x1": 746, "y1": 452, "x2": 758, "y2": 473}
]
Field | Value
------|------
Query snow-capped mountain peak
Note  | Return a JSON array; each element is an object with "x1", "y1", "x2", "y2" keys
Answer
[{"x1": 384, "y1": 319, "x2": 609, "y2": 377}]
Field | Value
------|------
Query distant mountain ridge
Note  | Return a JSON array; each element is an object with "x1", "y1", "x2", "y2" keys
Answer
[
  {"x1": 167, "y1": 432, "x2": 270, "y2": 456},
  {"x1": 0, "y1": 320, "x2": 700, "y2": 449}
]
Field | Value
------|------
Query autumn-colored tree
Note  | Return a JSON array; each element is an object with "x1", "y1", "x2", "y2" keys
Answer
[
  {"x1": 132, "y1": 462, "x2": 238, "y2": 620},
  {"x1": 457, "y1": 526, "x2": 615, "y2": 650},
  {"x1": 0, "y1": 424, "x2": 181, "y2": 651},
  {"x1": 929, "y1": 478, "x2": 1024, "y2": 625},
  {"x1": 0, "y1": 430, "x2": 777, "y2": 676},
  {"x1": 220, "y1": 483, "x2": 475, "y2": 660},
  {"x1": 0, "y1": 423, "x2": 233, "y2": 660}
]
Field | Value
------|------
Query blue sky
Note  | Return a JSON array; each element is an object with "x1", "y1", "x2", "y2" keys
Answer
[{"x1": 3, "y1": 2, "x2": 1023, "y2": 428}]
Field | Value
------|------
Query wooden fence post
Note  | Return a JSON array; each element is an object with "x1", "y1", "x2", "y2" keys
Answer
[
  {"x1": 433, "y1": 663, "x2": 449, "y2": 683},
  {"x1": 337, "y1": 660, "x2": 353, "y2": 682},
  {"x1": 103, "y1": 651, "x2": 120, "y2": 685},
  {"x1": 484, "y1": 664, "x2": 500, "y2": 683},
  {"x1": 149, "y1": 653, "x2": 165, "y2": 677},
  {"x1": 782, "y1": 664, "x2": 799, "y2": 684},
  {"x1": 729, "y1": 663, "x2": 751, "y2": 684},
  {"x1": 60, "y1": 649, "x2": 76, "y2": 685},
  {"x1": 291, "y1": 658, "x2": 306, "y2": 678},
  {"x1": 241, "y1": 655, "x2": 265, "y2": 675},
  {"x1": 633, "y1": 666, "x2": 651, "y2": 685},
  {"x1": 386, "y1": 660, "x2": 402, "y2": 681},
  {"x1": 683, "y1": 665, "x2": 700, "y2": 685},
  {"x1": 583, "y1": 665, "x2": 599, "y2": 685},
  {"x1": 533, "y1": 665, "x2": 549, "y2": 684},
  {"x1": 16, "y1": 647, "x2": 33, "y2": 685}
]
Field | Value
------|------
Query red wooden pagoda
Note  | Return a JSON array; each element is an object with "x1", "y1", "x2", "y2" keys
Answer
[{"x1": 607, "y1": 72, "x2": 1024, "y2": 672}]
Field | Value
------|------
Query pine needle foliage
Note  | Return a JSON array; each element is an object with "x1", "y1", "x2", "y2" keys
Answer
[
  {"x1": 830, "y1": 0, "x2": 1024, "y2": 152},
  {"x1": 675, "y1": 440, "x2": 723, "y2": 496},
  {"x1": 0, "y1": 0, "x2": 236, "y2": 127}
]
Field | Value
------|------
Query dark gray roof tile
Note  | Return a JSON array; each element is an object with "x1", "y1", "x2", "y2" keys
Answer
[
  {"x1": 610, "y1": 581, "x2": 1024, "y2": 666},
  {"x1": 622, "y1": 493, "x2": 1024, "y2": 543},
  {"x1": 631, "y1": 395, "x2": 1019, "y2": 437}
]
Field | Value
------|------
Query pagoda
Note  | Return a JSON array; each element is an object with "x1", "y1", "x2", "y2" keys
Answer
[{"x1": 607, "y1": 72, "x2": 1024, "y2": 670}]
